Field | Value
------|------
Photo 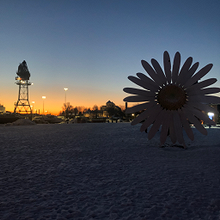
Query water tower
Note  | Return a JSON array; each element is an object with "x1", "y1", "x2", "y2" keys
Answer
[{"x1": 14, "y1": 61, "x2": 32, "y2": 114}]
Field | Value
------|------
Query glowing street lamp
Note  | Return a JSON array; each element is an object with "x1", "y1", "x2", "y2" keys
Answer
[
  {"x1": 64, "y1": 88, "x2": 68, "y2": 104},
  {"x1": 208, "y1": 112, "x2": 214, "y2": 120},
  {"x1": 32, "y1": 101, "x2": 35, "y2": 112},
  {"x1": 42, "y1": 96, "x2": 46, "y2": 114}
]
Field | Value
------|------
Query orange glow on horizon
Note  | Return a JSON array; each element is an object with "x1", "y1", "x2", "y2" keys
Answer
[
  {"x1": 1, "y1": 90, "x2": 126, "y2": 115},
  {"x1": 0, "y1": 78, "x2": 126, "y2": 115}
]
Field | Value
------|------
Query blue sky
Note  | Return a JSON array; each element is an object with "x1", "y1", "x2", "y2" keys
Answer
[{"x1": 0, "y1": 0, "x2": 219, "y2": 114}]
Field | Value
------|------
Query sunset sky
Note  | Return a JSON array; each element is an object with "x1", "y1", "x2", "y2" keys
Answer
[{"x1": 0, "y1": 0, "x2": 220, "y2": 115}]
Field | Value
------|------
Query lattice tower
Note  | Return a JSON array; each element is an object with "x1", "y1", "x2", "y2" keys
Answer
[{"x1": 14, "y1": 60, "x2": 32, "y2": 114}]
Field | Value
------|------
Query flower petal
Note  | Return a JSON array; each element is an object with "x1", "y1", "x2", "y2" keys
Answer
[
  {"x1": 151, "y1": 58, "x2": 167, "y2": 85},
  {"x1": 125, "y1": 102, "x2": 153, "y2": 114},
  {"x1": 139, "y1": 105, "x2": 163, "y2": 132},
  {"x1": 169, "y1": 112, "x2": 177, "y2": 144},
  {"x1": 176, "y1": 57, "x2": 193, "y2": 85},
  {"x1": 182, "y1": 108, "x2": 207, "y2": 135},
  {"x1": 136, "y1": 73, "x2": 159, "y2": 92},
  {"x1": 181, "y1": 62, "x2": 199, "y2": 86},
  {"x1": 131, "y1": 102, "x2": 157, "y2": 125},
  {"x1": 178, "y1": 109, "x2": 194, "y2": 141},
  {"x1": 184, "y1": 105, "x2": 215, "y2": 125},
  {"x1": 184, "y1": 64, "x2": 213, "y2": 88},
  {"x1": 148, "y1": 110, "x2": 166, "y2": 140},
  {"x1": 188, "y1": 95, "x2": 220, "y2": 104},
  {"x1": 160, "y1": 110, "x2": 172, "y2": 144},
  {"x1": 187, "y1": 78, "x2": 217, "y2": 91},
  {"x1": 128, "y1": 76, "x2": 154, "y2": 91},
  {"x1": 186, "y1": 100, "x2": 219, "y2": 115},
  {"x1": 187, "y1": 87, "x2": 220, "y2": 96},
  {"x1": 173, "y1": 111, "x2": 184, "y2": 144},
  {"x1": 141, "y1": 60, "x2": 163, "y2": 86},
  {"x1": 171, "y1": 52, "x2": 180, "y2": 83},
  {"x1": 123, "y1": 88, "x2": 155, "y2": 97},
  {"x1": 164, "y1": 51, "x2": 172, "y2": 83},
  {"x1": 123, "y1": 95, "x2": 155, "y2": 102},
  {"x1": 201, "y1": 88, "x2": 220, "y2": 95}
]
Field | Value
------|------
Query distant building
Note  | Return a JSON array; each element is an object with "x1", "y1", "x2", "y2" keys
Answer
[
  {"x1": 0, "y1": 105, "x2": 5, "y2": 113},
  {"x1": 84, "y1": 109, "x2": 92, "y2": 118}
]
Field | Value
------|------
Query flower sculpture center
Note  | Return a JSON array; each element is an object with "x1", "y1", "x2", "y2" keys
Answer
[{"x1": 158, "y1": 85, "x2": 187, "y2": 110}]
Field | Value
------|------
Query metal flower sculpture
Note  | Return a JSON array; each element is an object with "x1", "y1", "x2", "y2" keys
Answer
[{"x1": 124, "y1": 51, "x2": 220, "y2": 147}]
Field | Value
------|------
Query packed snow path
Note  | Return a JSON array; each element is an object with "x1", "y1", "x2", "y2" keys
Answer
[{"x1": 0, "y1": 123, "x2": 220, "y2": 219}]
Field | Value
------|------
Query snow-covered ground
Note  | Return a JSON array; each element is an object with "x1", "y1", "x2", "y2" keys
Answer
[{"x1": 0, "y1": 122, "x2": 220, "y2": 220}]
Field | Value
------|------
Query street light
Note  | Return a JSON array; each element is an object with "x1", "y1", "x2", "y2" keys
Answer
[
  {"x1": 64, "y1": 88, "x2": 68, "y2": 119},
  {"x1": 42, "y1": 96, "x2": 46, "y2": 115},
  {"x1": 64, "y1": 88, "x2": 68, "y2": 104},
  {"x1": 32, "y1": 101, "x2": 35, "y2": 113},
  {"x1": 208, "y1": 112, "x2": 214, "y2": 120}
]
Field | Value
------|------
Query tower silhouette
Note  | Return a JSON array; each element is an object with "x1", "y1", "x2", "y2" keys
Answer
[{"x1": 14, "y1": 61, "x2": 32, "y2": 114}]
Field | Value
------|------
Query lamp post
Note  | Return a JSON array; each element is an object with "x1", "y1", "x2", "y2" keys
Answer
[
  {"x1": 32, "y1": 101, "x2": 35, "y2": 114},
  {"x1": 42, "y1": 96, "x2": 46, "y2": 115},
  {"x1": 64, "y1": 88, "x2": 68, "y2": 119},
  {"x1": 64, "y1": 88, "x2": 68, "y2": 104}
]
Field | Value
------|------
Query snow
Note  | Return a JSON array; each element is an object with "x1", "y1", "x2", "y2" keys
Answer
[
  {"x1": 6, "y1": 118, "x2": 36, "y2": 126},
  {"x1": 0, "y1": 122, "x2": 220, "y2": 219}
]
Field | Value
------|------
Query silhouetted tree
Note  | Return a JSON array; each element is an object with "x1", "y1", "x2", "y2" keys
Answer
[
  {"x1": 106, "y1": 101, "x2": 116, "y2": 117},
  {"x1": 17, "y1": 60, "x2": 30, "y2": 80},
  {"x1": 77, "y1": 106, "x2": 84, "y2": 115},
  {"x1": 73, "y1": 107, "x2": 78, "y2": 116},
  {"x1": 100, "y1": 101, "x2": 124, "y2": 118},
  {"x1": 83, "y1": 108, "x2": 88, "y2": 113},
  {"x1": 92, "y1": 105, "x2": 99, "y2": 118},
  {"x1": 61, "y1": 102, "x2": 74, "y2": 118}
]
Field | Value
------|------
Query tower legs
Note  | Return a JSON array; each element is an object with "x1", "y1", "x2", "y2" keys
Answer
[{"x1": 14, "y1": 80, "x2": 32, "y2": 115}]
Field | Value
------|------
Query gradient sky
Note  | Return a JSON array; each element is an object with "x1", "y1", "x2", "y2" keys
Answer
[{"x1": 0, "y1": 0, "x2": 220, "y2": 115}]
